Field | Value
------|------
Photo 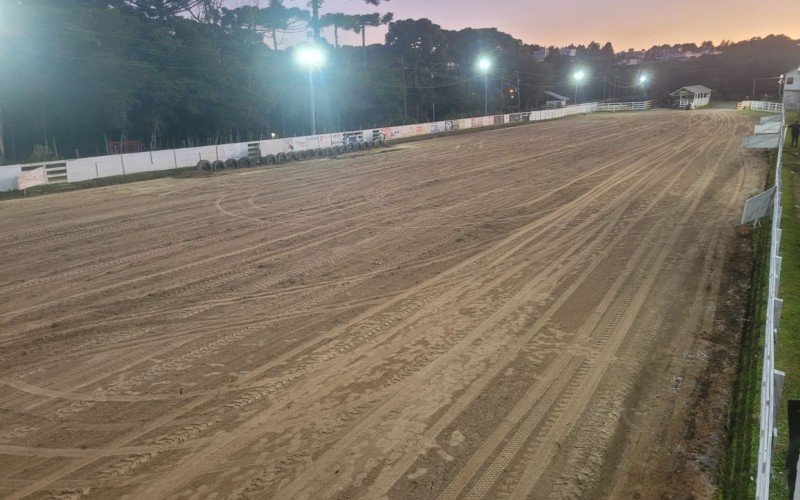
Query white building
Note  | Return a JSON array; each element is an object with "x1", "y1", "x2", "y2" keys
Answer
[
  {"x1": 543, "y1": 91, "x2": 569, "y2": 108},
  {"x1": 784, "y1": 70, "x2": 800, "y2": 112},
  {"x1": 670, "y1": 85, "x2": 712, "y2": 109}
]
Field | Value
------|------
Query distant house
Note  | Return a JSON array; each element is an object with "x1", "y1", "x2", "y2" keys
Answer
[
  {"x1": 543, "y1": 91, "x2": 570, "y2": 108},
  {"x1": 649, "y1": 45, "x2": 721, "y2": 62},
  {"x1": 533, "y1": 48, "x2": 549, "y2": 62},
  {"x1": 670, "y1": 85, "x2": 712, "y2": 109},
  {"x1": 616, "y1": 49, "x2": 645, "y2": 66}
]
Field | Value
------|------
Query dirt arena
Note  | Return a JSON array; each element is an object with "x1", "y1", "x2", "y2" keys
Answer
[{"x1": 0, "y1": 110, "x2": 765, "y2": 499}]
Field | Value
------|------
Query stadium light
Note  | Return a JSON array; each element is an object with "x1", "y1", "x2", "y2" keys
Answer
[
  {"x1": 296, "y1": 45, "x2": 325, "y2": 68},
  {"x1": 296, "y1": 45, "x2": 325, "y2": 135},
  {"x1": 477, "y1": 56, "x2": 492, "y2": 116},
  {"x1": 639, "y1": 74, "x2": 649, "y2": 84},
  {"x1": 573, "y1": 70, "x2": 586, "y2": 104}
]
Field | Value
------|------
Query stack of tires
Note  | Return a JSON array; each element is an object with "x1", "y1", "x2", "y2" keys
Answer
[{"x1": 195, "y1": 139, "x2": 387, "y2": 171}]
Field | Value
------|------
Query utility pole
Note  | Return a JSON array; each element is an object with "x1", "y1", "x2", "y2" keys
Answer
[
  {"x1": 499, "y1": 78, "x2": 504, "y2": 113},
  {"x1": 484, "y1": 71, "x2": 489, "y2": 116},
  {"x1": 311, "y1": 0, "x2": 320, "y2": 41},
  {"x1": 0, "y1": 106, "x2": 5, "y2": 165},
  {"x1": 516, "y1": 71, "x2": 521, "y2": 112},
  {"x1": 401, "y1": 57, "x2": 407, "y2": 124},
  {"x1": 309, "y1": 67, "x2": 316, "y2": 134}
]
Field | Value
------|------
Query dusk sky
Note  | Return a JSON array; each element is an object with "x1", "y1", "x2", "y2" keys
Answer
[{"x1": 285, "y1": 0, "x2": 800, "y2": 50}]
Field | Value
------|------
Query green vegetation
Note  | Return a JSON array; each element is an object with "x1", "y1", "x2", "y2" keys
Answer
[
  {"x1": 740, "y1": 110, "x2": 774, "y2": 119},
  {"x1": 719, "y1": 192, "x2": 770, "y2": 499}
]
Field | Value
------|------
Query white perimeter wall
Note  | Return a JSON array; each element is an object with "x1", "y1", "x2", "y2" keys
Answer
[{"x1": 0, "y1": 103, "x2": 600, "y2": 192}]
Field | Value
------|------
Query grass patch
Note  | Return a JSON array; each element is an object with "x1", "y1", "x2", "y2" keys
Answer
[
  {"x1": 739, "y1": 110, "x2": 774, "y2": 119},
  {"x1": 719, "y1": 204, "x2": 770, "y2": 498}
]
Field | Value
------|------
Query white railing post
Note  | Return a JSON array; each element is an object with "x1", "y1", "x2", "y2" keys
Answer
[{"x1": 755, "y1": 105, "x2": 787, "y2": 500}]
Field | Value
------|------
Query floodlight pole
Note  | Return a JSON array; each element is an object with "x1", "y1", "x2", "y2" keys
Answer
[
  {"x1": 574, "y1": 82, "x2": 579, "y2": 104},
  {"x1": 484, "y1": 72, "x2": 489, "y2": 116},
  {"x1": 308, "y1": 66, "x2": 316, "y2": 135}
]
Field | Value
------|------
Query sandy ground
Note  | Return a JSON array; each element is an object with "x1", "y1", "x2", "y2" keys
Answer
[{"x1": 0, "y1": 110, "x2": 766, "y2": 499}]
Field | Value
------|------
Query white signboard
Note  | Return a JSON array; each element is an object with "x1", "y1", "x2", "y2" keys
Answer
[
  {"x1": 741, "y1": 186, "x2": 776, "y2": 224},
  {"x1": 755, "y1": 122, "x2": 781, "y2": 134},
  {"x1": 16, "y1": 167, "x2": 47, "y2": 190},
  {"x1": 743, "y1": 134, "x2": 781, "y2": 149}
]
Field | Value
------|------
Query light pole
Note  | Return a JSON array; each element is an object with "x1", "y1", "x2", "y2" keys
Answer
[
  {"x1": 296, "y1": 45, "x2": 325, "y2": 135},
  {"x1": 573, "y1": 70, "x2": 586, "y2": 104},
  {"x1": 637, "y1": 73, "x2": 650, "y2": 99},
  {"x1": 478, "y1": 56, "x2": 491, "y2": 116}
]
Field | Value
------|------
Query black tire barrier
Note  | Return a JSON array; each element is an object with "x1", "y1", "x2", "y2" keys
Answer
[
  {"x1": 346, "y1": 143, "x2": 356, "y2": 152},
  {"x1": 314, "y1": 148, "x2": 324, "y2": 158},
  {"x1": 324, "y1": 147, "x2": 334, "y2": 157},
  {"x1": 225, "y1": 158, "x2": 239, "y2": 169},
  {"x1": 197, "y1": 160, "x2": 212, "y2": 170},
  {"x1": 287, "y1": 151, "x2": 297, "y2": 162},
  {"x1": 365, "y1": 141, "x2": 375, "y2": 149},
  {"x1": 358, "y1": 142, "x2": 368, "y2": 150},
  {"x1": 276, "y1": 152, "x2": 288, "y2": 163},
  {"x1": 334, "y1": 146, "x2": 344, "y2": 155},
  {"x1": 377, "y1": 138, "x2": 386, "y2": 147},
  {"x1": 265, "y1": 155, "x2": 277, "y2": 165},
  {"x1": 254, "y1": 156, "x2": 266, "y2": 166},
  {"x1": 238, "y1": 157, "x2": 252, "y2": 168},
  {"x1": 212, "y1": 160, "x2": 225, "y2": 170}
]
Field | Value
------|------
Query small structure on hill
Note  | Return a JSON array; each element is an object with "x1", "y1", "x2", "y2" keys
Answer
[
  {"x1": 543, "y1": 91, "x2": 570, "y2": 108},
  {"x1": 670, "y1": 85, "x2": 712, "y2": 109},
  {"x1": 784, "y1": 70, "x2": 800, "y2": 112}
]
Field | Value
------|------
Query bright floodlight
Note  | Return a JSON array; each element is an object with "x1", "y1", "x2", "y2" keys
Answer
[
  {"x1": 639, "y1": 74, "x2": 649, "y2": 84},
  {"x1": 296, "y1": 45, "x2": 325, "y2": 68},
  {"x1": 574, "y1": 70, "x2": 586, "y2": 81},
  {"x1": 478, "y1": 57, "x2": 491, "y2": 72}
]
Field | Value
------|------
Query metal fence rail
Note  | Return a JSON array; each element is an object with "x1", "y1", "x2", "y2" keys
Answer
[
  {"x1": 739, "y1": 100, "x2": 785, "y2": 113},
  {"x1": 755, "y1": 108, "x2": 787, "y2": 500},
  {"x1": 596, "y1": 100, "x2": 653, "y2": 112}
]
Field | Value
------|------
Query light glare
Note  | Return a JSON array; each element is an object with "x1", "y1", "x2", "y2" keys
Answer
[
  {"x1": 296, "y1": 45, "x2": 325, "y2": 68},
  {"x1": 478, "y1": 57, "x2": 491, "y2": 72},
  {"x1": 574, "y1": 70, "x2": 586, "y2": 81}
]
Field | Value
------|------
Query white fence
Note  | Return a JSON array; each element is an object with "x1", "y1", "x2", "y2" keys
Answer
[
  {"x1": 739, "y1": 100, "x2": 785, "y2": 113},
  {"x1": 754, "y1": 107, "x2": 788, "y2": 500},
  {"x1": 0, "y1": 102, "x2": 613, "y2": 192},
  {"x1": 0, "y1": 104, "x2": 593, "y2": 192},
  {"x1": 596, "y1": 100, "x2": 653, "y2": 112}
]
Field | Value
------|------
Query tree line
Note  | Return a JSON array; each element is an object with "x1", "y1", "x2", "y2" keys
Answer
[{"x1": 1, "y1": 0, "x2": 799, "y2": 165}]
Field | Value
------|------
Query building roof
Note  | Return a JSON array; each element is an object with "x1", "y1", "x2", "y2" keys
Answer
[
  {"x1": 543, "y1": 91, "x2": 570, "y2": 101},
  {"x1": 670, "y1": 85, "x2": 712, "y2": 96}
]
